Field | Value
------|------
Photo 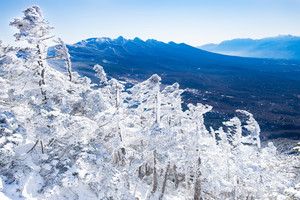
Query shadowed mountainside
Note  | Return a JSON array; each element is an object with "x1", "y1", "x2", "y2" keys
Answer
[{"x1": 50, "y1": 36, "x2": 300, "y2": 140}]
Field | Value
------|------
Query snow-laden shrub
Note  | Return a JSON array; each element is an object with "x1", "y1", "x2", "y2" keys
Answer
[{"x1": 0, "y1": 111, "x2": 25, "y2": 167}]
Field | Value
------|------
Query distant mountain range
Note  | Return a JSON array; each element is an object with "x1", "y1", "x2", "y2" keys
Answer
[
  {"x1": 199, "y1": 35, "x2": 300, "y2": 60},
  {"x1": 49, "y1": 36, "x2": 300, "y2": 140}
]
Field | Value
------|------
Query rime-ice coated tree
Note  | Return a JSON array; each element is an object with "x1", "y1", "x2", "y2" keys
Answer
[
  {"x1": 10, "y1": 5, "x2": 54, "y2": 101},
  {"x1": 127, "y1": 74, "x2": 162, "y2": 126},
  {"x1": 237, "y1": 109, "x2": 261, "y2": 148},
  {"x1": 55, "y1": 38, "x2": 72, "y2": 81},
  {"x1": 93, "y1": 64, "x2": 107, "y2": 85},
  {"x1": 284, "y1": 143, "x2": 300, "y2": 199},
  {"x1": 8, "y1": 5, "x2": 56, "y2": 154},
  {"x1": 160, "y1": 82, "x2": 184, "y2": 128}
]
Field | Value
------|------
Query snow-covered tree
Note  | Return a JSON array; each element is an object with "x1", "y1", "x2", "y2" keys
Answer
[
  {"x1": 10, "y1": 5, "x2": 54, "y2": 101},
  {"x1": 284, "y1": 143, "x2": 300, "y2": 199},
  {"x1": 93, "y1": 64, "x2": 107, "y2": 85},
  {"x1": 54, "y1": 38, "x2": 72, "y2": 81}
]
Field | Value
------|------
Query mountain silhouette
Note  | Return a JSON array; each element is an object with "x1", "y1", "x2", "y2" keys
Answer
[{"x1": 199, "y1": 35, "x2": 300, "y2": 60}]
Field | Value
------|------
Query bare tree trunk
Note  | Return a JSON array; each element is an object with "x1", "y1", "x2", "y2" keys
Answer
[
  {"x1": 37, "y1": 44, "x2": 47, "y2": 102},
  {"x1": 173, "y1": 164, "x2": 179, "y2": 189},
  {"x1": 185, "y1": 161, "x2": 191, "y2": 198},
  {"x1": 194, "y1": 157, "x2": 202, "y2": 200},
  {"x1": 146, "y1": 163, "x2": 151, "y2": 176},
  {"x1": 120, "y1": 147, "x2": 126, "y2": 166},
  {"x1": 159, "y1": 161, "x2": 170, "y2": 200},
  {"x1": 27, "y1": 139, "x2": 39, "y2": 153},
  {"x1": 138, "y1": 165, "x2": 143, "y2": 179},
  {"x1": 155, "y1": 94, "x2": 160, "y2": 124},
  {"x1": 113, "y1": 151, "x2": 119, "y2": 165},
  {"x1": 115, "y1": 84, "x2": 119, "y2": 109},
  {"x1": 152, "y1": 150, "x2": 158, "y2": 194},
  {"x1": 40, "y1": 140, "x2": 44, "y2": 154},
  {"x1": 117, "y1": 122, "x2": 122, "y2": 142},
  {"x1": 66, "y1": 57, "x2": 72, "y2": 81}
]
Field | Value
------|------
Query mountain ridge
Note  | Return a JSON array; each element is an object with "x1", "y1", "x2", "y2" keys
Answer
[
  {"x1": 199, "y1": 35, "x2": 300, "y2": 60},
  {"x1": 48, "y1": 36, "x2": 300, "y2": 140}
]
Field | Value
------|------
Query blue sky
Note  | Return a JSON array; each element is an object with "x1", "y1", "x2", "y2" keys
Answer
[{"x1": 1, "y1": 0, "x2": 300, "y2": 46}]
